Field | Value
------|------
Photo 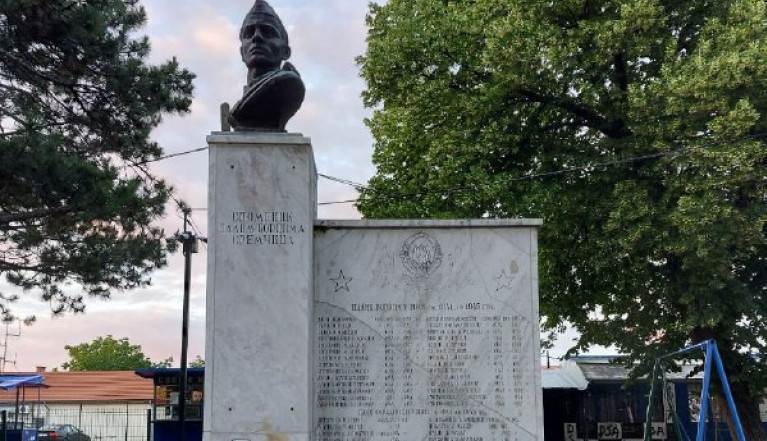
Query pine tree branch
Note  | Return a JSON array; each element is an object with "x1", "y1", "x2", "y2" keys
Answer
[{"x1": 0, "y1": 206, "x2": 74, "y2": 226}]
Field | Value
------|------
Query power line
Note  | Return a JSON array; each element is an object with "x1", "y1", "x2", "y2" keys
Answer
[
  {"x1": 317, "y1": 134, "x2": 767, "y2": 206},
  {"x1": 127, "y1": 161, "x2": 208, "y2": 247},
  {"x1": 167, "y1": 135, "x2": 764, "y2": 208},
  {"x1": 136, "y1": 146, "x2": 208, "y2": 165},
  {"x1": 318, "y1": 197, "x2": 362, "y2": 207},
  {"x1": 318, "y1": 173, "x2": 367, "y2": 189},
  {"x1": 186, "y1": 215, "x2": 207, "y2": 251},
  {"x1": 132, "y1": 149, "x2": 369, "y2": 206},
  {"x1": 121, "y1": 132, "x2": 766, "y2": 208}
]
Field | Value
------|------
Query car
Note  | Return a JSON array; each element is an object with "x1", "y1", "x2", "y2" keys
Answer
[{"x1": 37, "y1": 425, "x2": 91, "y2": 441}]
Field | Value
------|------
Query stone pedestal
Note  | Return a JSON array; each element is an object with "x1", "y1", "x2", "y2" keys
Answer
[{"x1": 204, "y1": 133, "x2": 316, "y2": 441}]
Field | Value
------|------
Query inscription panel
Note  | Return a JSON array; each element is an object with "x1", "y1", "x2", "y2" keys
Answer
[
  {"x1": 218, "y1": 210, "x2": 307, "y2": 246},
  {"x1": 314, "y1": 226, "x2": 542, "y2": 441}
]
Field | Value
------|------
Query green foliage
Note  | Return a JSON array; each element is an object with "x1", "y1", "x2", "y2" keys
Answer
[
  {"x1": 63, "y1": 335, "x2": 156, "y2": 371},
  {"x1": 153, "y1": 356, "x2": 174, "y2": 368},
  {"x1": 189, "y1": 355, "x2": 204, "y2": 368},
  {"x1": 0, "y1": 0, "x2": 194, "y2": 317},
  {"x1": 359, "y1": 0, "x2": 766, "y2": 433}
]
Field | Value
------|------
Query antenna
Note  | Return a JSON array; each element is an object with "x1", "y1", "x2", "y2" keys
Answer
[{"x1": 0, "y1": 320, "x2": 21, "y2": 372}]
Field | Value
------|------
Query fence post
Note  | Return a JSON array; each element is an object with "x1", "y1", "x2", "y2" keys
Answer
[
  {"x1": 146, "y1": 409, "x2": 152, "y2": 441},
  {"x1": 2, "y1": 410, "x2": 6, "y2": 441}
]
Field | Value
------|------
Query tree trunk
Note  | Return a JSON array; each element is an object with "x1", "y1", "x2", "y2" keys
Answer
[{"x1": 719, "y1": 387, "x2": 767, "y2": 441}]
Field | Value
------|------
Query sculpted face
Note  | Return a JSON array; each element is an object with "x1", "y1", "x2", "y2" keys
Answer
[{"x1": 240, "y1": 13, "x2": 290, "y2": 71}]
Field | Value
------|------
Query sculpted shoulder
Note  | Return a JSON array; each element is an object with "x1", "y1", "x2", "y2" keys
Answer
[{"x1": 229, "y1": 65, "x2": 305, "y2": 132}]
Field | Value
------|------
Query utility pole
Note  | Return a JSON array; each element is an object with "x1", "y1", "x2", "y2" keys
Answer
[{"x1": 176, "y1": 207, "x2": 202, "y2": 441}]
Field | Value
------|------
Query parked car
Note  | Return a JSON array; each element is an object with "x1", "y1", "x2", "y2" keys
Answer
[{"x1": 37, "y1": 425, "x2": 91, "y2": 441}]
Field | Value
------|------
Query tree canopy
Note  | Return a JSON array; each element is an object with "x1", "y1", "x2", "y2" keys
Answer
[
  {"x1": 63, "y1": 335, "x2": 164, "y2": 371},
  {"x1": 0, "y1": 0, "x2": 194, "y2": 317},
  {"x1": 357, "y1": 0, "x2": 766, "y2": 437},
  {"x1": 189, "y1": 355, "x2": 204, "y2": 368}
]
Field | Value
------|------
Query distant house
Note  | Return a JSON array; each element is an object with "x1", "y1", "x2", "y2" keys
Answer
[
  {"x1": 541, "y1": 357, "x2": 767, "y2": 441},
  {"x1": 0, "y1": 369, "x2": 153, "y2": 441}
]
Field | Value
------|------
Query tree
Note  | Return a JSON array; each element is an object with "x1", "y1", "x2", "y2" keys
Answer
[
  {"x1": 63, "y1": 335, "x2": 163, "y2": 371},
  {"x1": 357, "y1": 0, "x2": 767, "y2": 438},
  {"x1": 189, "y1": 355, "x2": 204, "y2": 368},
  {"x1": 0, "y1": 0, "x2": 194, "y2": 317},
  {"x1": 153, "y1": 356, "x2": 174, "y2": 368}
]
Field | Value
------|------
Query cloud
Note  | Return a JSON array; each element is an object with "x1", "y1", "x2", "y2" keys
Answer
[{"x1": 7, "y1": 0, "x2": 379, "y2": 371}]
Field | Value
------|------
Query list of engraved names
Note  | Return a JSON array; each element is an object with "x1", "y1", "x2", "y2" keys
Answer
[{"x1": 315, "y1": 301, "x2": 530, "y2": 441}]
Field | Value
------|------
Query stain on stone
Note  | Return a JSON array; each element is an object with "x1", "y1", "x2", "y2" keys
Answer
[{"x1": 263, "y1": 419, "x2": 289, "y2": 441}]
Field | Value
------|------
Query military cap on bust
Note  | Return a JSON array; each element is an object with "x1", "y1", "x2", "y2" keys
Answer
[{"x1": 244, "y1": 0, "x2": 288, "y2": 43}]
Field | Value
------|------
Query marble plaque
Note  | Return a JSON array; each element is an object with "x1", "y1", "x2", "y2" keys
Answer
[{"x1": 313, "y1": 220, "x2": 544, "y2": 441}]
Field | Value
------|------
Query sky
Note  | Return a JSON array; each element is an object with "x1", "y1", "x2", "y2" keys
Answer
[
  {"x1": 3, "y1": 0, "x2": 381, "y2": 372},
  {"x1": 3, "y1": 0, "x2": 586, "y2": 372}
]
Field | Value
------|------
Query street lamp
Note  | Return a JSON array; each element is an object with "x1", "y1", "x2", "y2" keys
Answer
[{"x1": 173, "y1": 208, "x2": 205, "y2": 441}]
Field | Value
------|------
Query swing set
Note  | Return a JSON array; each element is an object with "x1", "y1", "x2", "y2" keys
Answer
[{"x1": 644, "y1": 340, "x2": 747, "y2": 441}]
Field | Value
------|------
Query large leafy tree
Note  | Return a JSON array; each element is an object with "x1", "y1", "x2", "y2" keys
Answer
[
  {"x1": 357, "y1": 0, "x2": 767, "y2": 438},
  {"x1": 0, "y1": 0, "x2": 194, "y2": 316},
  {"x1": 62, "y1": 335, "x2": 166, "y2": 371}
]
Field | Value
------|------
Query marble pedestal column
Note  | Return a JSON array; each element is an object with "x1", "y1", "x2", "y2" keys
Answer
[{"x1": 204, "y1": 132, "x2": 316, "y2": 441}]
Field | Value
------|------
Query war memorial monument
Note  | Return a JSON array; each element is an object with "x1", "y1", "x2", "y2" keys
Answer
[{"x1": 203, "y1": 2, "x2": 544, "y2": 441}]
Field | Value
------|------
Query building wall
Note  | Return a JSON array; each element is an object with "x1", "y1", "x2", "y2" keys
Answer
[{"x1": 546, "y1": 382, "x2": 767, "y2": 441}]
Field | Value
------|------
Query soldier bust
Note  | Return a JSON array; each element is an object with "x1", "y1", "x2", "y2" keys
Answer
[{"x1": 229, "y1": 0, "x2": 305, "y2": 132}]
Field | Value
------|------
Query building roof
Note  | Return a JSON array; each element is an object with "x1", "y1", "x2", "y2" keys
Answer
[
  {"x1": 541, "y1": 360, "x2": 589, "y2": 390},
  {"x1": 0, "y1": 371, "x2": 153, "y2": 403},
  {"x1": 135, "y1": 367, "x2": 205, "y2": 379},
  {"x1": 570, "y1": 356, "x2": 703, "y2": 382},
  {"x1": 542, "y1": 356, "x2": 706, "y2": 389},
  {"x1": 541, "y1": 370, "x2": 586, "y2": 389}
]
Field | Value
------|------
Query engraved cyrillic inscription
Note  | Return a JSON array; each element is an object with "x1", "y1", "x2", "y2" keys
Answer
[{"x1": 219, "y1": 210, "x2": 306, "y2": 246}]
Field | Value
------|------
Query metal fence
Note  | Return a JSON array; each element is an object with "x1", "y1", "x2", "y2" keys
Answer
[{"x1": 1, "y1": 404, "x2": 150, "y2": 441}]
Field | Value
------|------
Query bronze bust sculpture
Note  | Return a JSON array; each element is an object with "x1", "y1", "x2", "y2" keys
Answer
[{"x1": 229, "y1": 0, "x2": 305, "y2": 132}]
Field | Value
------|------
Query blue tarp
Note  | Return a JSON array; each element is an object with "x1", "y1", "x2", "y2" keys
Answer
[{"x1": 0, "y1": 375, "x2": 44, "y2": 390}]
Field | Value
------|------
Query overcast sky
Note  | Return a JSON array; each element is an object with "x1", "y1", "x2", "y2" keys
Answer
[
  {"x1": 4, "y1": 0, "x2": 589, "y2": 372},
  {"x1": 5, "y1": 0, "x2": 380, "y2": 371}
]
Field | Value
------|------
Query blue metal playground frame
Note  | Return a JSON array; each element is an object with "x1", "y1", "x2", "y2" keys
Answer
[{"x1": 646, "y1": 340, "x2": 747, "y2": 441}]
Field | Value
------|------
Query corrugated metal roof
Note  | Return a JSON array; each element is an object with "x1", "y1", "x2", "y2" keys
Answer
[
  {"x1": 542, "y1": 370, "x2": 584, "y2": 389},
  {"x1": 543, "y1": 357, "x2": 703, "y2": 388},
  {"x1": 573, "y1": 357, "x2": 703, "y2": 382},
  {"x1": 0, "y1": 371, "x2": 153, "y2": 403},
  {"x1": 542, "y1": 360, "x2": 589, "y2": 390},
  {"x1": 577, "y1": 361, "x2": 632, "y2": 381}
]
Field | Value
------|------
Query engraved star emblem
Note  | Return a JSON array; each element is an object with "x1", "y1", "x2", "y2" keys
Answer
[
  {"x1": 330, "y1": 270, "x2": 353, "y2": 293},
  {"x1": 494, "y1": 269, "x2": 514, "y2": 292}
]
